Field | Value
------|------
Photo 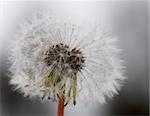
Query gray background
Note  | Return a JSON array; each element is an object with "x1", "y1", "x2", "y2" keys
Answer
[{"x1": 0, "y1": 1, "x2": 149, "y2": 116}]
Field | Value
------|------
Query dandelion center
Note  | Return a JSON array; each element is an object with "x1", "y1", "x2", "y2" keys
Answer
[{"x1": 44, "y1": 43, "x2": 85, "y2": 73}]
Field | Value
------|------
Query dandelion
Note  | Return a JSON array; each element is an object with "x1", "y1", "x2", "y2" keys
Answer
[{"x1": 9, "y1": 11, "x2": 126, "y2": 116}]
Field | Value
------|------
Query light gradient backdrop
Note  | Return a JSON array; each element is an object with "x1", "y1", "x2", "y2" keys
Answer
[{"x1": 0, "y1": 1, "x2": 149, "y2": 116}]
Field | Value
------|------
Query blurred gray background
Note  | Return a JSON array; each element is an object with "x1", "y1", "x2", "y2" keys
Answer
[{"x1": 0, "y1": 1, "x2": 149, "y2": 116}]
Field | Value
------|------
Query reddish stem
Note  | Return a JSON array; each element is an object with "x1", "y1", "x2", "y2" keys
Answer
[{"x1": 57, "y1": 97, "x2": 64, "y2": 116}]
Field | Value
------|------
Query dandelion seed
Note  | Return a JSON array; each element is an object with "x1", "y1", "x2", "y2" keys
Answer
[{"x1": 9, "y1": 11, "x2": 126, "y2": 116}]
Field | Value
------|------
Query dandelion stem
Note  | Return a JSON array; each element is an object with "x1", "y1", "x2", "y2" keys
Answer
[{"x1": 58, "y1": 97, "x2": 64, "y2": 116}]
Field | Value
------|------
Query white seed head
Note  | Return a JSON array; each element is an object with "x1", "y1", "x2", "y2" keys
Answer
[{"x1": 9, "y1": 11, "x2": 126, "y2": 106}]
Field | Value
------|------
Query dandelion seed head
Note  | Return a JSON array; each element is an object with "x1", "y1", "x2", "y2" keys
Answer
[{"x1": 9, "y1": 11, "x2": 126, "y2": 106}]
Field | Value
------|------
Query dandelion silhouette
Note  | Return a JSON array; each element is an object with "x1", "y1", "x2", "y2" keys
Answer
[{"x1": 9, "y1": 11, "x2": 126, "y2": 116}]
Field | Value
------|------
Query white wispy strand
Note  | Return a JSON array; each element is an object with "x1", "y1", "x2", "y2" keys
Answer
[{"x1": 9, "y1": 11, "x2": 126, "y2": 105}]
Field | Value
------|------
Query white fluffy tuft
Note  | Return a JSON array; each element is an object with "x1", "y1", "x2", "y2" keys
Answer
[{"x1": 9, "y1": 11, "x2": 126, "y2": 105}]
